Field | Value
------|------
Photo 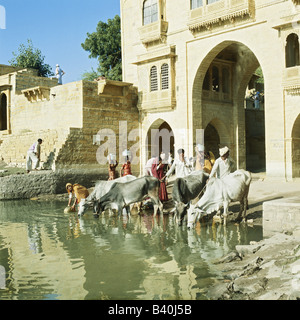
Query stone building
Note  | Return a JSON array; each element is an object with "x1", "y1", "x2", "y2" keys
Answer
[
  {"x1": 1, "y1": 0, "x2": 300, "y2": 182},
  {"x1": 0, "y1": 65, "x2": 139, "y2": 177},
  {"x1": 120, "y1": 0, "x2": 300, "y2": 180}
]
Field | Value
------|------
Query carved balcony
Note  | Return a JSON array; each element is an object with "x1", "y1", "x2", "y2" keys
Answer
[
  {"x1": 188, "y1": 0, "x2": 255, "y2": 34},
  {"x1": 138, "y1": 20, "x2": 168, "y2": 47}
]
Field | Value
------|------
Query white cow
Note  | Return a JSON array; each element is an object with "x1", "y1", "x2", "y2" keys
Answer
[
  {"x1": 187, "y1": 169, "x2": 251, "y2": 228},
  {"x1": 78, "y1": 175, "x2": 137, "y2": 216}
]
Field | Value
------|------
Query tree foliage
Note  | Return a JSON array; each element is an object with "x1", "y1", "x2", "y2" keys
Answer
[
  {"x1": 255, "y1": 66, "x2": 264, "y2": 84},
  {"x1": 81, "y1": 15, "x2": 122, "y2": 81},
  {"x1": 81, "y1": 68, "x2": 100, "y2": 81},
  {"x1": 9, "y1": 39, "x2": 54, "y2": 77}
]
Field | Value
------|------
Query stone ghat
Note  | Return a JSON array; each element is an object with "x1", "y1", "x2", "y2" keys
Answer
[
  {"x1": 263, "y1": 197, "x2": 300, "y2": 237},
  {"x1": 0, "y1": 170, "x2": 106, "y2": 200}
]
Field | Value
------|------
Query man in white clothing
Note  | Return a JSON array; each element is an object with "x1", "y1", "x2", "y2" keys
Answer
[
  {"x1": 163, "y1": 148, "x2": 192, "y2": 180},
  {"x1": 26, "y1": 139, "x2": 42, "y2": 173},
  {"x1": 209, "y1": 146, "x2": 235, "y2": 179},
  {"x1": 55, "y1": 64, "x2": 65, "y2": 85}
]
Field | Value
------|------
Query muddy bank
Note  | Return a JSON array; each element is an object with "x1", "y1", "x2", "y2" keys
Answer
[{"x1": 206, "y1": 232, "x2": 300, "y2": 300}]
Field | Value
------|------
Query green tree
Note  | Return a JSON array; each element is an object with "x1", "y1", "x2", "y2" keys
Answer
[
  {"x1": 255, "y1": 66, "x2": 264, "y2": 84},
  {"x1": 81, "y1": 15, "x2": 122, "y2": 81},
  {"x1": 81, "y1": 68, "x2": 99, "y2": 81},
  {"x1": 9, "y1": 39, "x2": 54, "y2": 77}
]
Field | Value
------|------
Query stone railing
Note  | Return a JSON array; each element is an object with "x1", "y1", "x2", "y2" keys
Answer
[
  {"x1": 202, "y1": 89, "x2": 232, "y2": 103},
  {"x1": 138, "y1": 20, "x2": 168, "y2": 47},
  {"x1": 188, "y1": 0, "x2": 255, "y2": 33}
]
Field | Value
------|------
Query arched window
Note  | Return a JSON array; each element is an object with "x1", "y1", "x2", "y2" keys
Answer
[
  {"x1": 0, "y1": 93, "x2": 7, "y2": 131},
  {"x1": 191, "y1": 0, "x2": 203, "y2": 9},
  {"x1": 286, "y1": 33, "x2": 300, "y2": 68},
  {"x1": 150, "y1": 66, "x2": 158, "y2": 91},
  {"x1": 161, "y1": 63, "x2": 169, "y2": 90},
  {"x1": 222, "y1": 67, "x2": 230, "y2": 94},
  {"x1": 143, "y1": 0, "x2": 158, "y2": 26}
]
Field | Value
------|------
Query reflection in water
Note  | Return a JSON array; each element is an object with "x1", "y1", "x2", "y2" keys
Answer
[{"x1": 0, "y1": 200, "x2": 263, "y2": 300}]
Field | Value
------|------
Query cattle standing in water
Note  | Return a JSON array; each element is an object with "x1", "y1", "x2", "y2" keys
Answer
[
  {"x1": 187, "y1": 169, "x2": 252, "y2": 228},
  {"x1": 95, "y1": 176, "x2": 163, "y2": 217},
  {"x1": 172, "y1": 171, "x2": 209, "y2": 225},
  {"x1": 78, "y1": 175, "x2": 137, "y2": 216}
]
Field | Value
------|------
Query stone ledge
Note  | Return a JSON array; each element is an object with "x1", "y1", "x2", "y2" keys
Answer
[
  {"x1": 0, "y1": 169, "x2": 106, "y2": 200},
  {"x1": 263, "y1": 197, "x2": 300, "y2": 237}
]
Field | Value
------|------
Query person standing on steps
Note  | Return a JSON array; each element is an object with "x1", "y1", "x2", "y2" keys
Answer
[{"x1": 26, "y1": 138, "x2": 42, "y2": 173}]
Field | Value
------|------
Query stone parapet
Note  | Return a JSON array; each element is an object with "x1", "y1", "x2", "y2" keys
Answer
[{"x1": 0, "y1": 169, "x2": 106, "y2": 200}]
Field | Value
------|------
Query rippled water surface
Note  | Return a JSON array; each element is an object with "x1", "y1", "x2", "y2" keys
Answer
[{"x1": 0, "y1": 200, "x2": 263, "y2": 300}]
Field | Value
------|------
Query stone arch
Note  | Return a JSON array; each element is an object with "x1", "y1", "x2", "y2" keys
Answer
[
  {"x1": 145, "y1": 118, "x2": 174, "y2": 161},
  {"x1": 192, "y1": 40, "x2": 265, "y2": 170},
  {"x1": 204, "y1": 118, "x2": 230, "y2": 158},
  {"x1": 286, "y1": 33, "x2": 300, "y2": 68},
  {"x1": 0, "y1": 93, "x2": 7, "y2": 131}
]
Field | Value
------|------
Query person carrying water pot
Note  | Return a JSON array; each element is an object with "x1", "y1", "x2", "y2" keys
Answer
[{"x1": 120, "y1": 149, "x2": 132, "y2": 177}]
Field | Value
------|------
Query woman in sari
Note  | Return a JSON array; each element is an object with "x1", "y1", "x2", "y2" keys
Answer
[{"x1": 151, "y1": 156, "x2": 168, "y2": 202}]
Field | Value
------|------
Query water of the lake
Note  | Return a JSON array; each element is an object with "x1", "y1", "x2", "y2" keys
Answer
[{"x1": 0, "y1": 199, "x2": 262, "y2": 300}]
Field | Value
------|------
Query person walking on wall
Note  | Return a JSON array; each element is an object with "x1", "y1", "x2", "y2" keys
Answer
[
  {"x1": 254, "y1": 91, "x2": 260, "y2": 110},
  {"x1": 55, "y1": 64, "x2": 65, "y2": 85},
  {"x1": 26, "y1": 138, "x2": 42, "y2": 173}
]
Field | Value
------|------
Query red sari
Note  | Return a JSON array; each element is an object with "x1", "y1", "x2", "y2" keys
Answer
[
  {"x1": 151, "y1": 162, "x2": 168, "y2": 202},
  {"x1": 121, "y1": 161, "x2": 132, "y2": 176}
]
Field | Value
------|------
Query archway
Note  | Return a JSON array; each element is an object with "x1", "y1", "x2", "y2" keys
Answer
[
  {"x1": 291, "y1": 114, "x2": 300, "y2": 178},
  {"x1": 204, "y1": 118, "x2": 230, "y2": 159},
  {"x1": 204, "y1": 124, "x2": 220, "y2": 158},
  {"x1": 192, "y1": 41, "x2": 266, "y2": 171},
  {"x1": 245, "y1": 67, "x2": 266, "y2": 172},
  {"x1": 0, "y1": 93, "x2": 7, "y2": 131},
  {"x1": 146, "y1": 118, "x2": 174, "y2": 161}
]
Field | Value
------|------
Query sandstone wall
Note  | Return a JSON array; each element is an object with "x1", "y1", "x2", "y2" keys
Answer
[
  {"x1": 10, "y1": 77, "x2": 83, "y2": 133},
  {"x1": 0, "y1": 67, "x2": 140, "y2": 178},
  {"x1": 54, "y1": 81, "x2": 140, "y2": 177}
]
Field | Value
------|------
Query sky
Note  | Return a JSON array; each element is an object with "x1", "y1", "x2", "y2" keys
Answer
[{"x1": 0, "y1": 0, "x2": 120, "y2": 84}]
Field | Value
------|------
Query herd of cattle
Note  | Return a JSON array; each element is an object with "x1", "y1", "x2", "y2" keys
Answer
[{"x1": 78, "y1": 169, "x2": 252, "y2": 229}]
